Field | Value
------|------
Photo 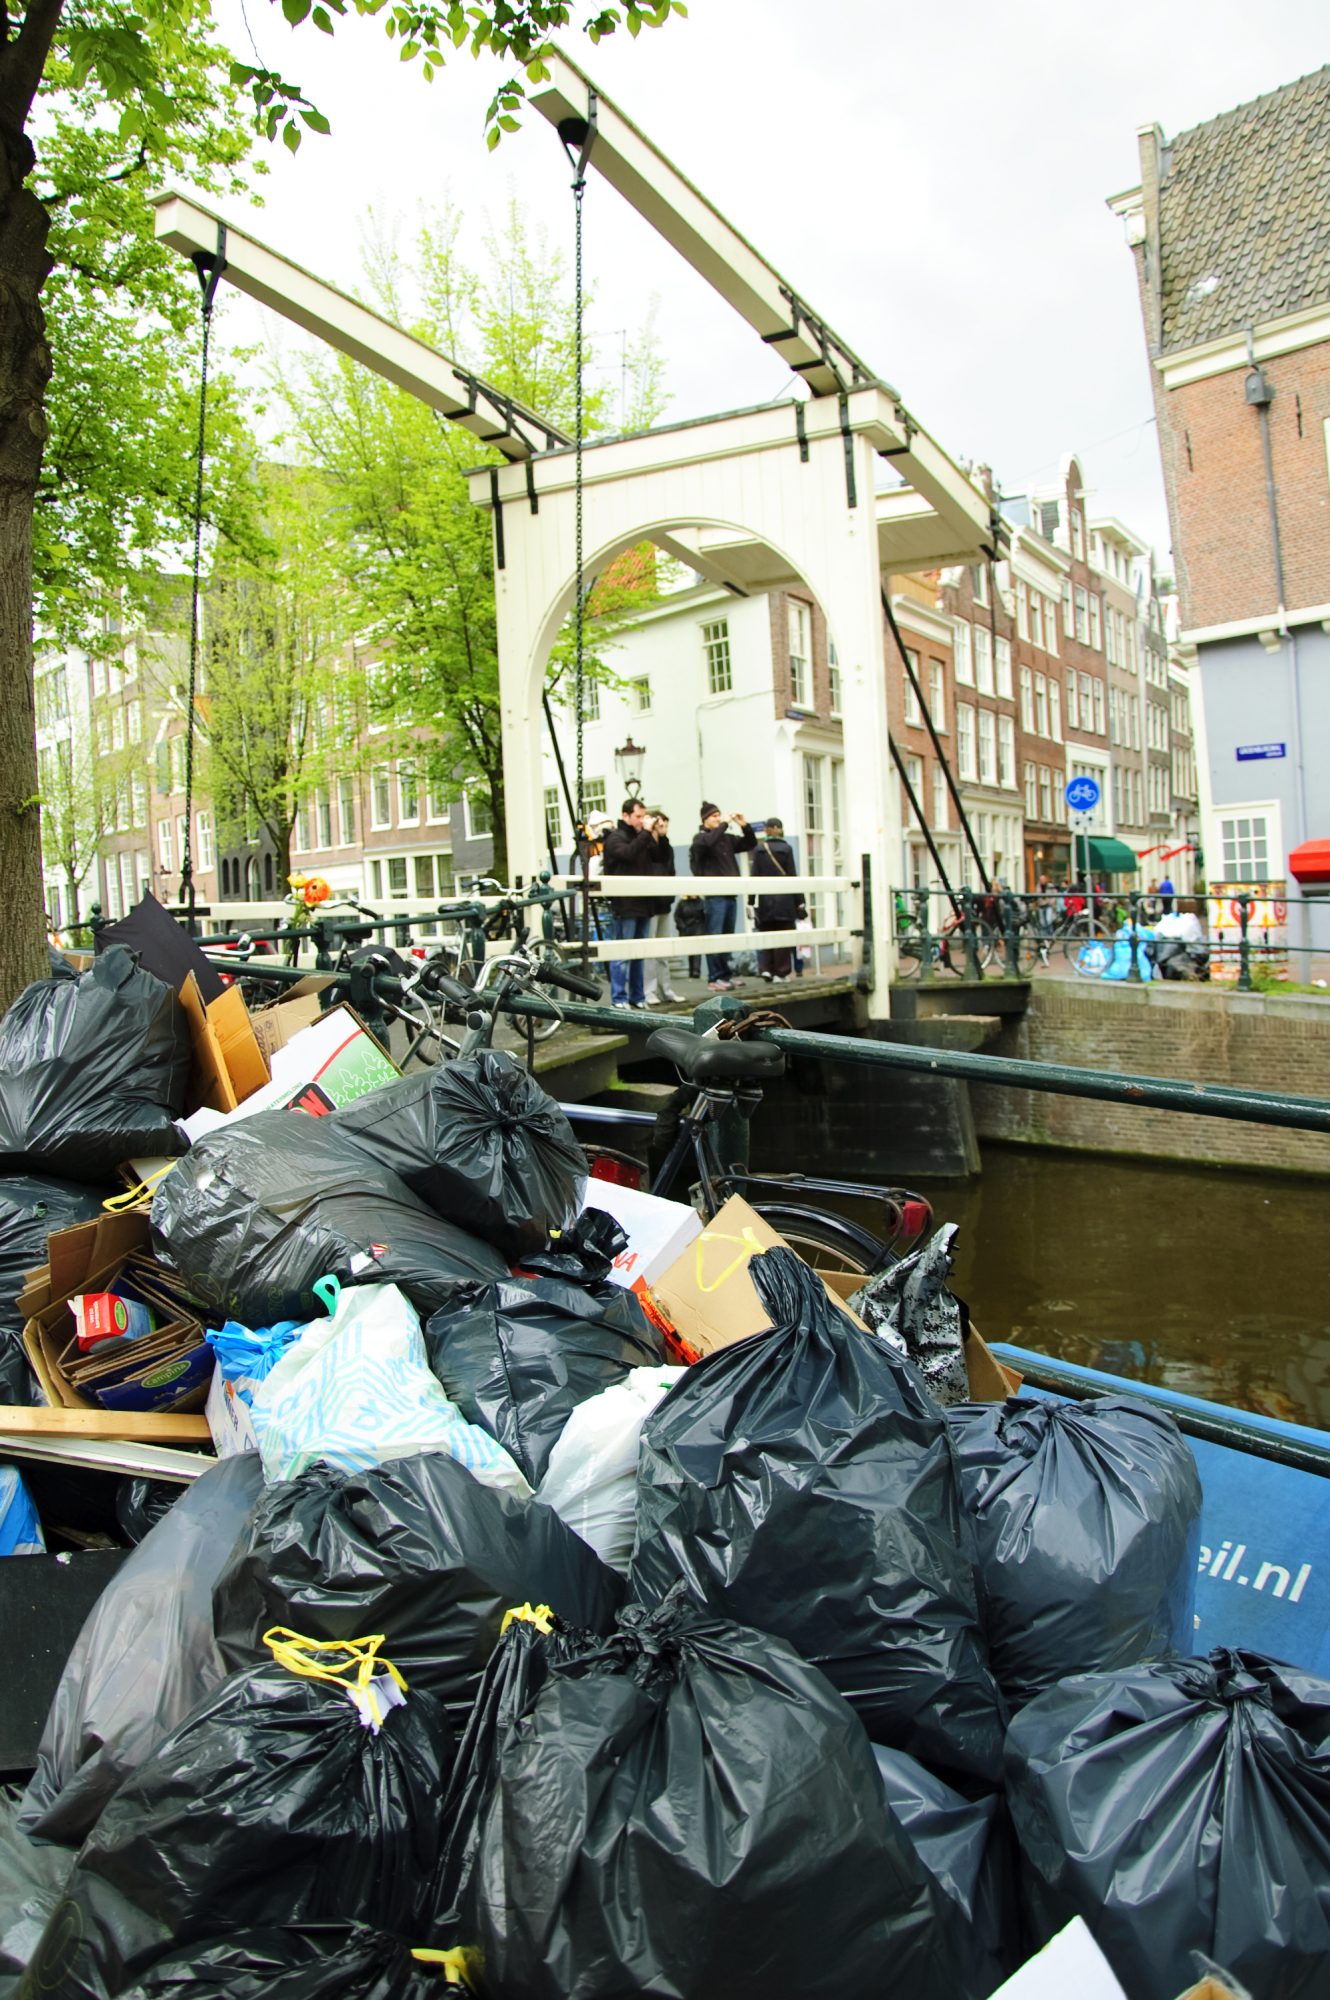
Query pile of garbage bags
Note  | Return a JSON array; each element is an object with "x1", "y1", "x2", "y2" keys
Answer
[{"x1": 3, "y1": 955, "x2": 1327, "y2": 1999}]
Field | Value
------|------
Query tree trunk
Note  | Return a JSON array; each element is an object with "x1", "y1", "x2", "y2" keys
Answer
[
  {"x1": 487, "y1": 768, "x2": 508, "y2": 887},
  {"x1": 0, "y1": 107, "x2": 54, "y2": 1011}
]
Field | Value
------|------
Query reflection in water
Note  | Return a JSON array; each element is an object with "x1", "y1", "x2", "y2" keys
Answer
[{"x1": 905, "y1": 1147, "x2": 1330, "y2": 1428}]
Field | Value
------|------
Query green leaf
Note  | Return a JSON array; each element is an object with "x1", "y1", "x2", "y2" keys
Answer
[
  {"x1": 299, "y1": 107, "x2": 332, "y2": 132},
  {"x1": 312, "y1": 6, "x2": 335, "y2": 29},
  {"x1": 282, "y1": 0, "x2": 312, "y2": 23},
  {"x1": 486, "y1": 124, "x2": 501, "y2": 148}
]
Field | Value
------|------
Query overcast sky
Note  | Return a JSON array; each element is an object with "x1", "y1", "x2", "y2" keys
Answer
[{"x1": 208, "y1": 0, "x2": 1329, "y2": 563}]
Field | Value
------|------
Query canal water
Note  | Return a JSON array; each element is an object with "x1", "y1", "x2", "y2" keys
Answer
[{"x1": 908, "y1": 1145, "x2": 1330, "y2": 1429}]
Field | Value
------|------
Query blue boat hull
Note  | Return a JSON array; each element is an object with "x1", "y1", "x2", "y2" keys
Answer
[{"x1": 995, "y1": 1343, "x2": 1330, "y2": 1678}]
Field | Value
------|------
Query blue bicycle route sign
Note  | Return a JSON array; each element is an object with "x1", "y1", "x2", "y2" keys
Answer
[{"x1": 1065, "y1": 774, "x2": 1101, "y2": 813}]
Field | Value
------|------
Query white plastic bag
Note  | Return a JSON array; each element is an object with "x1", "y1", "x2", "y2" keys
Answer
[
  {"x1": 249, "y1": 1276, "x2": 529, "y2": 1496},
  {"x1": 536, "y1": 1364, "x2": 682, "y2": 1571}
]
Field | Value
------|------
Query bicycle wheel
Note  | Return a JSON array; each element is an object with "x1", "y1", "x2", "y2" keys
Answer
[
  {"x1": 747, "y1": 1202, "x2": 882, "y2": 1276},
  {"x1": 894, "y1": 932, "x2": 922, "y2": 979}
]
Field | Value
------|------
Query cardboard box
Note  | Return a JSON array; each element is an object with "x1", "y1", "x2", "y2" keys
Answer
[
  {"x1": 20, "y1": 1211, "x2": 211, "y2": 1417},
  {"x1": 648, "y1": 1195, "x2": 868, "y2": 1363},
  {"x1": 817, "y1": 1268, "x2": 1021, "y2": 1401},
  {"x1": 180, "y1": 975, "x2": 270, "y2": 1114},
  {"x1": 179, "y1": 1003, "x2": 401, "y2": 1146},
  {"x1": 581, "y1": 1179, "x2": 703, "y2": 1292},
  {"x1": 248, "y1": 980, "x2": 333, "y2": 1062},
  {"x1": 205, "y1": 1364, "x2": 260, "y2": 1458}
]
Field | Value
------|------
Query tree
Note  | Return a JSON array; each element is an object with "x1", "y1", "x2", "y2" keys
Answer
[
  {"x1": 276, "y1": 202, "x2": 665, "y2": 881},
  {"x1": 198, "y1": 462, "x2": 355, "y2": 890},
  {"x1": 0, "y1": 0, "x2": 686, "y2": 1011},
  {"x1": 35, "y1": 729, "x2": 139, "y2": 930}
]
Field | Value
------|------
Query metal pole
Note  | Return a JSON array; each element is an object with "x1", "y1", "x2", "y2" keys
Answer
[
  {"x1": 859, "y1": 850, "x2": 874, "y2": 993},
  {"x1": 959, "y1": 886, "x2": 984, "y2": 982},
  {"x1": 881, "y1": 586, "x2": 991, "y2": 892},
  {"x1": 1127, "y1": 890, "x2": 1142, "y2": 983},
  {"x1": 1237, "y1": 893, "x2": 1254, "y2": 991}
]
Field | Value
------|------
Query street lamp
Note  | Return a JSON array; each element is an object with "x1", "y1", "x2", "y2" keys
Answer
[{"x1": 614, "y1": 734, "x2": 647, "y2": 799}]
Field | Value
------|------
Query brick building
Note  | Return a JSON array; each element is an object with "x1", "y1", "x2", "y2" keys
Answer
[
  {"x1": 883, "y1": 574, "x2": 963, "y2": 890},
  {"x1": 1110, "y1": 67, "x2": 1330, "y2": 952},
  {"x1": 934, "y1": 560, "x2": 1023, "y2": 889}
]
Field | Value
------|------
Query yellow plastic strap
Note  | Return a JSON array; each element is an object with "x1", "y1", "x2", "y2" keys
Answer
[
  {"x1": 693, "y1": 1225, "x2": 767, "y2": 1294},
  {"x1": 103, "y1": 1166, "x2": 175, "y2": 1212},
  {"x1": 410, "y1": 1945, "x2": 480, "y2": 1987},
  {"x1": 500, "y1": 1601, "x2": 554, "y2": 1636},
  {"x1": 262, "y1": 1626, "x2": 408, "y2": 1725}
]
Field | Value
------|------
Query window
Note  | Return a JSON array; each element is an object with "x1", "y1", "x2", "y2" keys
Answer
[
  {"x1": 957, "y1": 702, "x2": 977, "y2": 782},
  {"x1": 953, "y1": 623, "x2": 973, "y2": 685},
  {"x1": 1074, "y1": 586, "x2": 1090, "y2": 644},
  {"x1": 366, "y1": 661, "x2": 390, "y2": 733},
  {"x1": 828, "y1": 640, "x2": 842, "y2": 716},
  {"x1": 932, "y1": 764, "x2": 948, "y2": 830},
  {"x1": 387, "y1": 856, "x2": 409, "y2": 897},
  {"x1": 1113, "y1": 766, "x2": 1124, "y2": 822},
  {"x1": 339, "y1": 777, "x2": 356, "y2": 846},
  {"x1": 629, "y1": 676, "x2": 651, "y2": 715},
  {"x1": 903, "y1": 649, "x2": 923, "y2": 727},
  {"x1": 111, "y1": 705, "x2": 126, "y2": 750},
  {"x1": 1066, "y1": 673, "x2": 1079, "y2": 728},
  {"x1": 996, "y1": 636, "x2": 1013, "y2": 699},
  {"x1": 96, "y1": 712, "x2": 110, "y2": 755},
  {"x1": 427, "y1": 780, "x2": 449, "y2": 823},
  {"x1": 90, "y1": 657, "x2": 107, "y2": 697},
  {"x1": 1029, "y1": 591, "x2": 1044, "y2": 652},
  {"x1": 928, "y1": 660, "x2": 946, "y2": 732},
  {"x1": 316, "y1": 788, "x2": 333, "y2": 849},
  {"x1": 1019, "y1": 666, "x2": 1034, "y2": 731},
  {"x1": 1071, "y1": 508, "x2": 1085, "y2": 561},
  {"x1": 544, "y1": 786, "x2": 562, "y2": 848},
  {"x1": 398, "y1": 765, "x2": 419, "y2": 824},
  {"x1": 1049, "y1": 678, "x2": 1062, "y2": 744},
  {"x1": 1024, "y1": 762, "x2": 1038, "y2": 817},
  {"x1": 158, "y1": 817, "x2": 172, "y2": 871},
  {"x1": 1079, "y1": 672, "x2": 1095, "y2": 729},
  {"x1": 1038, "y1": 499, "x2": 1061, "y2": 542},
  {"x1": 582, "y1": 777, "x2": 607, "y2": 821},
  {"x1": 1105, "y1": 606, "x2": 1119, "y2": 667},
  {"x1": 1092, "y1": 679, "x2": 1106, "y2": 736},
  {"x1": 702, "y1": 619, "x2": 732, "y2": 695},
  {"x1": 787, "y1": 599, "x2": 812, "y2": 707},
  {"x1": 1053, "y1": 783, "x2": 1067, "y2": 825},
  {"x1": 1034, "y1": 674, "x2": 1048, "y2": 737},
  {"x1": 974, "y1": 624, "x2": 994, "y2": 696},
  {"x1": 1039, "y1": 766, "x2": 1052, "y2": 823},
  {"x1": 465, "y1": 791, "x2": 494, "y2": 839},
  {"x1": 127, "y1": 699, "x2": 141, "y2": 743},
  {"x1": 998, "y1": 714, "x2": 1016, "y2": 789},
  {"x1": 116, "y1": 783, "x2": 130, "y2": 832},
  {"x1": 1088, "y1": 593, "x2": 1102, "y2": 651},
  {"x1": 170, "y1": 736, "x2": 186, "y2": 793},
  {"x1": 292, "y1": 805, "x2": 307, "y2": 855},
  {"x1": 905, "y1": 754, "x2": 925, "y2": 818},
  {"x1": 978, "y1": 707, "x2": 997, "y2": 785},
  {"x1": 371, "y1": 765, "x2": 392, "y2": 830},
  {"x1": 1043, "y1": 595, "x2": 1058, "y2": 657},
  {"x1": 131, "y1": 775, "x2": 147, "y2": 827},
  {"x1": 176, "y1": 814, "x2": 187, "y2": 870},
  {"x1": 970, "y1": 564, "x2": 990, "y2": 607},
  {"x1": 196, "y1": 811, "x2": 214, "y2": 871},
  {"x1": 582, "y1": 679, "x2": 601, "y2": 723},
  {"x1": 1015, "y1": 582, "x2": 1030, "y2": 642},
  {"x1": 1062, "y1": 579, "x2": 1074, "y2": 639},
  {"x1": 415, "y1": 854, "x2": 436, "y2": 900}
]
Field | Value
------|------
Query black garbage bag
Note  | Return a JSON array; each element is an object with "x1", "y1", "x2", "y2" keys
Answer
[
  {"x1": 1006, "y1": 1648, "x2": 1330, "y2": 2000},
  {"x1": 21, "y1": 1635, "x2": 453, "y2": 2000},
  {"x1": 944, "y1": 1394, "x2": 1202, "y2": 1708},
  {"x1": 212, "y1": 1450, "x2": 623, "y2": 1730},
  {"x1": 872, "y1": 1746, "x2": 1018, "y2": 1993},
  {"x1": 0, "y1": 1174, "x2": 111, "y2": 1404},
  {"x1": 19, "y1": 1453, "x2": 264, "y2": 1847},
  {"x1": 512, "y1": 1206, "x2": 627, "y2": 1284},
  {"x1": 0, "y1": 949, "x2": 190, "y2": 1184},
  {"x1": 424, "y1": 1275, "x2": 665, "y2": 1485},
  {"x1": 630, "y1": 1247, "x2": 1006, "y2": 1785},
  {"x1": 113, "y1": 1481, "x2": 181, "y2": 1546},
  {"x1": 330, "y1": 1050, "x2": 586, "y2": 1262},
  {"x1": 434, "y1": 1590, "x2": 983, "y2": 2000},
  {"x1": 120, "y1": 1926, "x2": 446, "y2": 1999},
  {"x1": 1, "y1": 1789, "x2": 76, "y2": 2000},
  {"x1": 151, "y1": 1109, "x2": 506, "y2": 1327}
]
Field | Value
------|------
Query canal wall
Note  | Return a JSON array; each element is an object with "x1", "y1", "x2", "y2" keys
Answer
[{"x1": 969, "y1": 982, "x2": 1330, "y2": 1175}]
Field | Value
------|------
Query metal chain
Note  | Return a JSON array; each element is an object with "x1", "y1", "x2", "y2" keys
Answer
[
  {"x1": 572, "y1": 173, "x2": 586, "y2": 835},
  {"x1": 180, "y1": 289, "x2": 215, "y2": 931}
]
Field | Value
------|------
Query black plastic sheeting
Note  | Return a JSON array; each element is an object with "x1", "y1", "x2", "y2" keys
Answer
[
  {"x1": 945, "y1": 1395, "x2": 1202, "y2": 1708},
  {"x1": 118, "y1": 1928, "x2": 444, "y2": 1998},
  {"x1": 1006, "y1": 1648, "x2": 1330, "y2": 2000},
  {"x1": 630, "y1": 1247, "x2": 1006, "y2": 1786},
  {"x1": 0, "y1": 949, "x2": 190, "y2": 1184},
  {"x1": 330, "y1": 1050, "x2": 586, "y2": 1263},
  {"x1": 20, "y1": 1454, "x2": 264, "y2": 1848},
  {"x1": 1, "y1": 1789, "x2": 75, "y2": 2000},
  {"x1": 112, "y1": 1481, "x2": 181, "y2": 1547},
  {"x1": 151, "y1": 1109, "x2": 506, "y2": 1327},
  {"x1": 0, "y1": 1174, "x2": 110, "y2": 1404},
  {"x1": 872, "y1": 1746, "x2": 1018, "y2": 1994},
  {"x1": 513, "y1": 1207, "x2": 626, "y2": 1285},
  {"x1": 424, "y1": 1275, "x2": 665, "y2": 1485},
  {"x1": 212, "y1": 1451, "x2": 624, "y2": 1731},
  {"x1": 435, "y1": 1591, "x2": 985, "y2": 2000},
  {"x1": 21, "y1": 1661, "x2": 453, "y2": 2000}
]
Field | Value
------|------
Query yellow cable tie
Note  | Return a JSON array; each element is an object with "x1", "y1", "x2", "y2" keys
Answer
[
  {"x1": 104, "y1": 1165, "x2": 175, "y2": 1212},
  {"x1": 262, "y1": 1626, "x2": 408, "y2": 1696},
  {"x1": 410, "y1": 1945, "x2": 479, "y2": 1987},
  {"x1": 500, "y1": 1601, "x2": 554, "y2": 1636}
]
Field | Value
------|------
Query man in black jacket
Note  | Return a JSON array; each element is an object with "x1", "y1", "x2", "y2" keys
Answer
[
  {"x1": 601, "y1": 798, "x2": 656, "y2": 1007},
  {"x1": 688, "y1": 801, "x2": 756, "y2": 989},
  {"x1": 640, "y1": 809, "x2": 682, "y2": 1005},
  {"x1": 749, "y1": 817, "x2": 806, "y2": 980}
]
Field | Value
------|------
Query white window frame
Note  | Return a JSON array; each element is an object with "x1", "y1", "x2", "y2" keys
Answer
[
  {"x1": 397, "y1": 764, "x2": 419, "y2": 826},
  {"x1": 953, "y1": 622, "x2": 973, "y2": 686},
  {"x1": 928, "y1": 659, "x2": 946, "y2": 733},
  {"x1": 1216, "y1": 804, "x2": 1280, "y2": 884},
  {"x1": 1019, "y1": 665, "x2": 1034, "y2": 731},
  {"x1": 787, "y1": 598, "x2": 813, "y2": 709},
  {"x1": 464, "y1": 791, "x2": 493, "y2": 840},
  {"x1": 978, "y1": 707, "x2": 997, "y2": 785},
  {"x1": 957, "y1": 702, "x2": 977, "y2": 783},
  {"x1": 702, "y1": 618, "x2": 732, "y2": 696},
  {"x1": 196, "y1": 811, "x2": 214, "y2": 871},
  {"x1": 903, "y1": 649, "x2": 923, "y2": 727},
  {"x1": 628, "y1": 675, "x2": 652, "y2": 715},
  {"x1": 996, "y1": 635, "x2": 1013, "y2": 700},
  {"x1": 1048, "y1": 678, "x2": 1062, "y2": 744},
  {"x1": 998, "y1": 713, "x2": 1016, "y2": 790},
  {"x1": 544, "y1": 785, "x2": 563, "y2": 848},
  {"x1": 1035, "y1": 673, "x2": 1049, "y2": 738},
  {"x1": 371, "y1": 764, "x2": 393, "y2": 831}
]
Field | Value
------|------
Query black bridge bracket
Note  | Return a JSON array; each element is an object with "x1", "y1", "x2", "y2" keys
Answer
[
  {"x1": 794, "y1": 400, "x2": 809, "y2": 463},
  {"x1": 838, "y1": 393, "x2": 857, "y2": 509},
  {"x1": 189, "y1": 224, "x2": 227, "y2": 313},
  {"x1": 489, "y1": 468, "x2": 505, "y2": 570}
]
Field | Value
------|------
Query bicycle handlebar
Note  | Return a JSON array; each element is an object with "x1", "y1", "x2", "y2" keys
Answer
[{"x1": 533, "y1": 960, "x2": 603, "y2": 1000}]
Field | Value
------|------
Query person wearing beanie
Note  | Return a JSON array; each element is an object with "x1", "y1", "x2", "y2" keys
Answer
[
  {"x1": 689, "y1": 804, "x2": 756, "y2": 989},
  {"x1": 601, "y1": 798, "x2": 657, "y2": 1007}
]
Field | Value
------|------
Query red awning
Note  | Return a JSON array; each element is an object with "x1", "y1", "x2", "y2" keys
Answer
[{"x1": 1289, "y1": 840, "x2": 1330, "y2": 886}]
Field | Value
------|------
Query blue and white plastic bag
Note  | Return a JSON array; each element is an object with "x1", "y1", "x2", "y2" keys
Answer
[{"x1": 0, "y1": 1466, "x2": 44, "y2": 1556}]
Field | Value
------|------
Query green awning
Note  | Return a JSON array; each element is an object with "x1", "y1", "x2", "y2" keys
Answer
[{"x1": 1084, "y1": 836, "x2": 1140, "y2": 875}]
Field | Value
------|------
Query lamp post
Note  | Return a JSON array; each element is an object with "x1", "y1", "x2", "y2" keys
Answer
[{"x1": 614, "y1": 735, "x2": 647, "y2": 800}]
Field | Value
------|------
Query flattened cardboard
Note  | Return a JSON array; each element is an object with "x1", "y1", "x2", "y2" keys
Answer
[
  {"x1": 249, "y1": 984, "x2": 331, "y2": 1061},
  {"x1": 180, "y1": 974, "x2": 270, "y2": 1114},
  {"x1": 647, "y1": 1195, "x2": 868, "y2": 1363}
]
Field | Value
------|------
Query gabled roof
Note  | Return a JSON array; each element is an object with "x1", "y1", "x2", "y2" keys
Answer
[{"x1": 1157, "y1": 66, "x2": 1330, "y2": 353}]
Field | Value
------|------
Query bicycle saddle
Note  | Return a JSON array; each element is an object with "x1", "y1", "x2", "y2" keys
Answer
[{"x1": 646, "y1": 1028, "x2": 786, "y2": 1083}]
